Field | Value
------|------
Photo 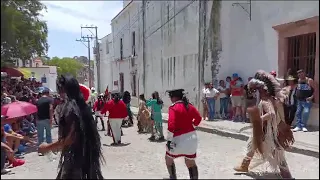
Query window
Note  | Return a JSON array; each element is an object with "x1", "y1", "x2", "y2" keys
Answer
[
  {"x1": 132, "y1": 74, "x2": 137, "y2": 96},
  {"x1": 106, "y1": 43, "x2": 109, "y2": 54},
  {"x1": 120, "y1": 38, "x2": 123, "y2": 60},
  {"x1": 132, "y1": 31, "x2": 136, "y2": 56},
  {"x1": 287, "y1": 33, "x2": 316, "y2": 79}
]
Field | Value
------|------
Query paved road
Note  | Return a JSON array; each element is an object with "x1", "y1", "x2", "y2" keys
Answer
[{"x1": 2, "y1": 122, "x2": 319, "y2": 179}]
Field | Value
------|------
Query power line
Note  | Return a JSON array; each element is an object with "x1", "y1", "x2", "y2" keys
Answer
[
  {"x1": 145, "y1": 0, "x2": 196, "y2": 40},
  {"x1": 113, "y1": 1, "x2": 176, "y2": 40}
]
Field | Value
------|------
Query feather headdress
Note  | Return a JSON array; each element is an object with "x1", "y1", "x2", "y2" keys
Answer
[{"x1": 248, "y1": 70, "x2": 286, "y2": 102}]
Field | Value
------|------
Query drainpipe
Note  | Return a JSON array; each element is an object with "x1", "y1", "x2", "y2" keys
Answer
[
  {"x1": 142, "y1": 0, "x2": 146, "y2": 93},
  {"x1": 197, "y1": 0, "x2": 203, "y2": 110}
]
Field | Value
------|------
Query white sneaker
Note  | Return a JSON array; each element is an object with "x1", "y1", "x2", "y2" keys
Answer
[
  {"x1": 302, "y1": 127, "x2": 308, "y2": 132},
  {"x1": 292, "y1": 127, "x2": 301, "y2": 132},
  {"x1": 1, "y1": 168, "x2": 11, "y2": 174}
]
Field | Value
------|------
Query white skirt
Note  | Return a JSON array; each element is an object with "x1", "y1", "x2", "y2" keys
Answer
[
  {"x1": 95, "y1": 111, "x2": 102, "y2": 117},
  {"x1": 166, "y1": 131, "x2": 198, "y2": 160}
]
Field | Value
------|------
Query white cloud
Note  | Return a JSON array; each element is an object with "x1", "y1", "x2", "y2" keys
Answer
[{"x1": 41, "y1": 1, "x2": 123, "y2": 38}]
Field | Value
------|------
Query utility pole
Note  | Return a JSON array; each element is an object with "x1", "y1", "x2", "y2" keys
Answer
[
  {"x1": 81, "y1": 26, "x2": 101, "y2": 93},
  {"x1": 76, "y1": 36, "x2": 91, "y2": 87}
]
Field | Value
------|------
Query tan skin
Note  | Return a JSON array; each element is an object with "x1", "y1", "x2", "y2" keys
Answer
[
  {"x1": 297, "y1": 71, "x2": 315, "y2": 102},
  {"x1": 38, "y1": 92, "x2": 74, "y2": 154},
  {"x1": 202, "y1": 84, "x2": 209, "y2": 119},
  {"x1": 165, "y1": 96, "x2": 197, "y2": 168}
]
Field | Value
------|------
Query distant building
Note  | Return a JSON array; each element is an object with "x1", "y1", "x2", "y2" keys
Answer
[{"x1": 74, "y1": 56, "x2": 94, "y2": 88}]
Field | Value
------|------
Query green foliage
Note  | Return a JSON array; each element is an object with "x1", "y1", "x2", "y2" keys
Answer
[
  {"x1": 1, "y1": 0, "x2": 48, "y2": 67},
  {"x1": 45, "y1": 57, "x2": 84, "y2": 77}
]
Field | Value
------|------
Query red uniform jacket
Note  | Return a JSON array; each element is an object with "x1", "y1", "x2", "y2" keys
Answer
[
  {"x1": 167, "y1": 101, "x2": 202, "y2": 140},
  {"x1": 101, "y1": 99, "x2": 128, "y2": 119},
  {"x1": 93, "y1": 100, "x2": 105, "y2": 111}
]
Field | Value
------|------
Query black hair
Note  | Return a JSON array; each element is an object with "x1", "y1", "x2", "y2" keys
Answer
[
  {"x1": 122, "y1": 91, "x2": 131, "y2": 104},
  {"x1": 152, "y1": 91, "x2": 163, "y2": 105},
  {"x1": 97, "y1": 98, "x2": 105, "y2": 110},
  {"x1": 112, "y1": 93, "x2": 121, "y2": 103},
  {"x1": 169, "y1": 90, "x2": 189, "y2": 110},
  {"x1": 56, "y1": 75, "x2": 104, "y2": 179},
  {"x1": 139, "y1": 94, "x2": 146, "y2": 102},
  {"x1": 226, "y1": 76, "x2": 231, "y2": 80}
]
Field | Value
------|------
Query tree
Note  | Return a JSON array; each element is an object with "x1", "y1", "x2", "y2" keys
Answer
[
  {"x1": 46, "y1": 57, "x2": 84, "y2": 77},
  {"x1": 1, "y1": 0, "x2": 48, "y2": 67}
]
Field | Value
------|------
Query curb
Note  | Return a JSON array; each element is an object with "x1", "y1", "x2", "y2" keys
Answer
[{"x1": 132, "y1": 111, "x2": 319, "y2": 158}]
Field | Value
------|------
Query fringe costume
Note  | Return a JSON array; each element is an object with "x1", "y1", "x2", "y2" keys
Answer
[
  {"x1": 234, "y1": 70, "x2": 294, "y2": 179},
  {"x1": 57, "y1": 99, "x2": 104, "y2": 179}
]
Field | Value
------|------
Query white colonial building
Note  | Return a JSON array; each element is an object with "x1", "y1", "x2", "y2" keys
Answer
[{"x1": 108, "y1": 0, "x2": 319, "y2": 126}]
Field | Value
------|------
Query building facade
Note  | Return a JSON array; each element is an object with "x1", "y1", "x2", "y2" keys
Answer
[
  {"x1": 108, "y1": 0, "x2": 319, "y2": 126},
  {"x1": 98, "y1": 34, "x2": 114, "y2": 92},
  {"x1": 111, "y1": 1, "x2": 142, "y2": 96}
]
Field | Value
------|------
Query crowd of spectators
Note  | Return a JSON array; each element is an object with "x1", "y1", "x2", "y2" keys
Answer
[
  {"x1": 202, "y1": 69, "x2": 315, "y2": 132},
  {"x1": 1, "y1": 75, "x2": 54, "y2": 174}
]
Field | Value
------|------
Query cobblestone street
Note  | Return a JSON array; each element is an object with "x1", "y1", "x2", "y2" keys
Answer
[{"x1": 2, "y1": 121, "x2": 319, "y2": 179}]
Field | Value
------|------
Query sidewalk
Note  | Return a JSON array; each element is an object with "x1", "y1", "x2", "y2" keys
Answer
[{"x1": 131, "y1": 107, "x2": 319, "y2": 157}]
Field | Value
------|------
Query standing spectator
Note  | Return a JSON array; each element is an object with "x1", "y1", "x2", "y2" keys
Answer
[
  {"x1": 230, "y1": 73, "x2": 244, "y2": 122},
  {"x1": 204, "y1": 83, "x2": 220, "y2": 121},
  {"x1": 201, "y1": 82, "x2": 209, "y2": 120},
  {"x1": 282, "y1": 75, "x2": 298, "y2": 127},
  {"x1": 36, "y1": 89, "x2": 53, "y2": 155},
  {"x1": 217, "y1": 80, "x2": 229, "y2": 119},
  {"x1": 243, "y1": 77, "x2": 256, "y2": 122},
  {"x1": 293, "y1": 69, "x2": 314, "y2": 132}
]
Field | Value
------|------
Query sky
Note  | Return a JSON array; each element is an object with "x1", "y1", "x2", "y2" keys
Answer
[{"x1": 40, "y1": 1, "x2": 123, "y2": 58}]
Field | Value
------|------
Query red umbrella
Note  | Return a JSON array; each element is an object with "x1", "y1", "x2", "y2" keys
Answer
[
  {"x1": 1, "y1": 101, "x2": 38, "y2": 119},
  {"x1": 1, "y1": 67, "x2": 24, "y2": 77},
  {"x1": 79, "y1": 84, "x2": 91, "y2": 102}
]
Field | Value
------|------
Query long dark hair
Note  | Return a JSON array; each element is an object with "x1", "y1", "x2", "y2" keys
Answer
[
  {"x1": 139, "y1": 94, "x2": 146, "y2": 102},
  {"x1": 56, "y1": 75, "x2": 104, "y2": 179},
  {"x1": 152, "y1": 91, "x2": 163, "y2": 105},
  {"x1": 169, "y1": 91, "x2": 189, "y2": 110}
]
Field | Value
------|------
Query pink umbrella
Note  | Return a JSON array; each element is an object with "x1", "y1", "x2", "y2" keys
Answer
[
  {"x1": 1, "y1": 101, "x2": 38, "y2": 119},
  {"x1": 79, "y1": 83, "x2": 91, "y2": 102}
]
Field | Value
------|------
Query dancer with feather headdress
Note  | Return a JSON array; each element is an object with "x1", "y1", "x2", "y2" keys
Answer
[{"x1": 233, "y1": 70, "x2": 294, "y2": 179}]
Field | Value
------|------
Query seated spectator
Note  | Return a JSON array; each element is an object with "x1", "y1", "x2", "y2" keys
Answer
[
  {"x1": 1, "y1": 126, "x2": 25, "y2": 169},
  {"x1": 21, "y1": 117, "x2": 37, "y2": 137},
  {"x1": 4, "y1": 123, "x2": 36, "y2": 152}
]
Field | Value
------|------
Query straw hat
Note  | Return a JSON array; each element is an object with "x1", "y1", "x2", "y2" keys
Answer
[{"x1": 285, "y1": 75, "x2": 296, "y2": 81}]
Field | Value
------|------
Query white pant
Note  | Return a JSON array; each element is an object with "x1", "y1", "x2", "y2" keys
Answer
[{"x1": 109, "y1": 118, "x2": 123, "y2": 143}]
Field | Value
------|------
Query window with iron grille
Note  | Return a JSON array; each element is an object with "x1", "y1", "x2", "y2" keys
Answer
[{"x1": 287, "y1": 33, "x2": 316, "y2": 79}]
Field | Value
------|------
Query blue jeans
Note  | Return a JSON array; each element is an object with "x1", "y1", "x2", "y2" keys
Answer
[
  {"x1": 220, "y1": 97, "x2": 229, "y2": 117},
  {"x1": 295, "y1": 101, "x2": 312, "y2": 128},
  {"x1": 37, "y1": 119, "x2": 52, "y2": 146},
  {"x1": 207, "y1": 98, "x2": 216, "y2": 120}
]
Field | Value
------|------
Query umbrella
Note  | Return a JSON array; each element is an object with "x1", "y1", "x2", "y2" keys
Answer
[
  {"x1": 37, "y1": 86, "x2": 53, "y2": 93},
  {"x1": 1, "y1": 67, "x2": 24, "y2": 77},
  {"x1": 79, "y1": 84, "x2": 91, "y2": 102},
  {"x1": 1, "y1": 101, "x2": 38, "y2": 119}
]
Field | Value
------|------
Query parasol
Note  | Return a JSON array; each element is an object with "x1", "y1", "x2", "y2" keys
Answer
[{"x1": 1, "y1": 101, "x2": 38, "y2": 119}]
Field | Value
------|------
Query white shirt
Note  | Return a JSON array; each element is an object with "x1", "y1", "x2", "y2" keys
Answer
[
  {"x1": 204, "y1": 88, "x2": 219, "y2": 98},
  {"x1": 217, "y1": 86, "x2": 227, "y2": 98}
]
